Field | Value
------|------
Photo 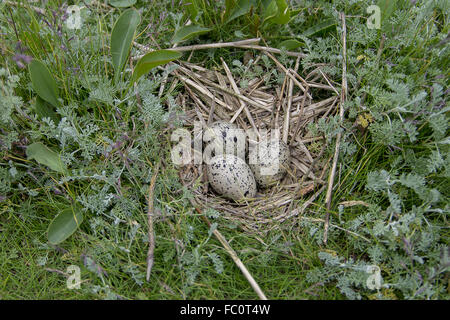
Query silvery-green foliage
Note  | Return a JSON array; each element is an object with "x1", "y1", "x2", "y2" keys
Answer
[
  {"x1": 0, "y1": 69, "x2": 23, "y2": 151},
  {"x1": 90, "y1": 285, "x2": 123, "y2": 300},
  {"x1": 174, "y1": 220, "x2": 226, "y2": 296},
  {"x1": 36, "y1": 113, "x2": 101, "y2": 164},
  {"x1": 139, "y1": 93, "x2": 164, "y2": 125},
  {"x1": 77, "y1": 183, "x2": 115, "y2": 216},
  {"x1": 0, "y1": 69, "x2": 22, "y2": 127},
  {"x1": 204, "y1": 208, "x2": 220, "y2": 219},
  {"x1": 300, "y1": 0, "x2": 449, "y2": 299},
  {"x1": 207, "y1": 252, "x2": 224, "y2": 274},
  {"x1": 0, "y1": 167, "x2": 12, "y2": 194},
  {"x1": 89, "y1": 79, "x2": 115, "y2": 105},
  {"x1": 123, "y1": 263, "x2": 145, "y2": 286}
]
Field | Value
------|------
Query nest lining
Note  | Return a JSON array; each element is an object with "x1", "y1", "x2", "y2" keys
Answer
[{"x1": 170, "y1": 53, "x2": 338, "y2": 231}]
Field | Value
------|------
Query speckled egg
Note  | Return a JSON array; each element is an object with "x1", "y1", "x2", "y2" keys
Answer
[
  {"x1": 248, "y1": 139, "x2": 290, "y2": 187},
  {"x1": 207, "y1": 154, "x2": 257, "y2": 201},
  {"x1": 203, "y1": 121, "x2": 246, "y2": 160}
]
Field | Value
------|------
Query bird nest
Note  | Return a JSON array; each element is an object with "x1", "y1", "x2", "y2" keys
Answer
[{"x1": 170, "y1": 51, "x2": 338, "y2": 232}]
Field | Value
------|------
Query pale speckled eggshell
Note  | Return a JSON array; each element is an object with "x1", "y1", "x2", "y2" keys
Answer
[
  {"x1": 207, "y1": 154, "x2": 257, "y2": 201},
  {"x1": 203, "y1": 121, "x2": 246, "y2": 160},
  {"x1": 249, "y1": 139, "x2": 290, "y2": 187}
]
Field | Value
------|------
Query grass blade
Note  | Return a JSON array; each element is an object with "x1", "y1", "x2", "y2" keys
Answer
[
  {"x1": 378, "y1": 0, "x2": 397, "y2": 23},
  {"x1": 378, "y1": 0, "x2": 398, "y2": 33},
  {"x1": 303, "y1": 18, "x2": 336, "y2": 37}
]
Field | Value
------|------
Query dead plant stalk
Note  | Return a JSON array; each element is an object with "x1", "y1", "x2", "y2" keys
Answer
[
  {"x1": 323, "y1": 13, "x2": 347, "y2": 245},
  {"x1": 192, "y1": 204, "x2": 268, "y2": 300}
]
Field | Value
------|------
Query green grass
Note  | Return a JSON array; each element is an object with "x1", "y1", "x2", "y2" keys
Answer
[{"x1": 0, "y1": 0, "x2": 448, "y2": 300}]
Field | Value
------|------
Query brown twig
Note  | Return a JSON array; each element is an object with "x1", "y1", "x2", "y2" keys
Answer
[
  {"x1": 283, "y1": 57, "x2": 300, "y2": 143},
  {"x1": 323, "y1": 13, "x2": 347, "y2": 245},
  {"x1": 291, "y1": 139, "x2": 328, "y2": 196},
  {"x1": 276, "y1": 185, "x2": 326, "y2": 222},
  {"x1": 265, "y1": 52, "x2": 312, "y2": 100},
  {"x1": 234, "y1": 44, "x2": 306, "y2": 58},
  {"x1": 180, "y1": 69, "x2": 272, "y2": 112},
  {"x1": 45, "y1": 268, "x2": 68, "y2": 277},
  {"x1": 146, "y1": 159, "x2": 161, "y2": 281},
  {"x1": 133, "y1": 38, "x2": 306, "y2": 60},
  {"x1": 220, "y1": 58, "x2": 259, "y2": 136},
  {"x1": 177, "y1": 72, "x2": 234, "y2": 111},
  {"x1": 172, "y1": 38, "x2": 261, "y2": 52},
  {"x1": 317, "y1": 68, "x2": 339, "y2": 96},
  {"x1": 191, "y1": 204, "x2": 268, "y2": 300},
  {"x1": 133, "y1": 38, "x2": 261, "y2": 60}
]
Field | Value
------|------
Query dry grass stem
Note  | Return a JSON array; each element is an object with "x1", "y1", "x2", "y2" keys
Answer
[
  {"x1": 265, "y1": 52, "x2": 312, "y2": 99},
  {"x1": 221, "y1": 58, "x2": 260, "y2": 135},
  {"x1": 192, "y1": 205, "x2": 268, "y2": 300},
  {"x1": 323, "y1": 13, "x2": 347, "y2": 245},
  {"x1": 234, "y1": 44, "x2": 306, "y2": 58},
  {"x1": 283, "y1": 57, "x2": 300, "y2": 143},
  {"x1": 172, "y1": 38, "x2": 261, "y2": 52}
]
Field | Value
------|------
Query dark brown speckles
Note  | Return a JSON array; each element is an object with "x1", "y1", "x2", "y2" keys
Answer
[
  {"x1": 203, "y1": 121, "x2": 246, "y2": 160},
  {"x1": 207, "y1": 154, "x2": 256, "y2": 201}
]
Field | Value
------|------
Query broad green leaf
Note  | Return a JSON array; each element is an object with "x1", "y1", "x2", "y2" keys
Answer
[
  {"x1": 270, "y1": 0, "x2": 290, "y2": 25},
  {"x1": 109, "y1": 0, "x2": 137, "y2": 7},
  {"x1": 303, "y1": 18, "x2": 336, "y2": 37},
  {"x1": 131, "y1": 50, "x2": 182, "y2": 83},
  {"x1": 35, "y1": 96, "x2": 60, "y2": 124},
  {"x1": 26, "y1": 142, "x2": 67, "y2": 174},
  {"x1": 262, "y1": 0, "x2": 278, "y2": 23},
  {"x1": 47, "y1": 206, "x2": 83, "y2": 245},
  {"x1": 172, "y1": 25, "x2": 212, "y2": 43},
  {"x1": 29, "y1": 60, "x2": 60, "y2": 108},
  {"x1": 111, "y1": 8, "x2": 141, "y2": 83},
  {"x1": 279, "y1": 39, "x2": 304, "y2": 50},
  {"x1": 225, "y1": 0, "x2": 257, "y2": 23}
]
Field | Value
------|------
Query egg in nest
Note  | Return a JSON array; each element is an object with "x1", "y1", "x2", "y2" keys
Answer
[
  {"x1": 207, "y1": 154, "x2": 256, "y2": 201},
  {"x1": 248, "y1": 138, "x2": 290, "y2": 187},
  {"x1": 203, "y1": 121, "x2": 246, "y2": 161}
]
